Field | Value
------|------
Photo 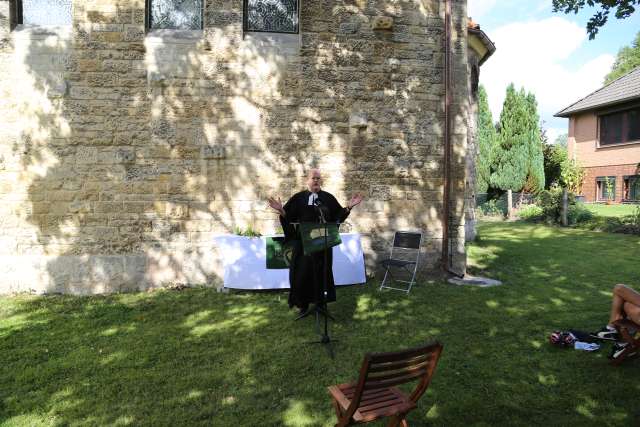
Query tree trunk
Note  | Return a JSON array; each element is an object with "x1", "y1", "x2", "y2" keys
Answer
[
  {"x1": 561, "y1": 187, "x2": 568, "y2": 226},
  {"x1": 507, "y1": 189, "x2": 513, "y2": 219}
]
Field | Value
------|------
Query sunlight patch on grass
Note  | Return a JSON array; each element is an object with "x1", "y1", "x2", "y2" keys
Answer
[
  {"x1": 530, "y1": 340, "x2": 542, "y2": 349},
  {"x1": 282, "y1": 400, "x2": 317, "y2": 427},
  {"x1": 184, "y1": 310, "x2": 215, "y2": 326},
  {"x1": 221, "y1": 395, "x2": 236, "y2": 406},
  {"x1": 505, "y1": 306, "x2": 528, "y2": 316},
  {"x1": 187, "y1": 390, "x2": 203, "y2": 399},
  {"x1": 113, "y1": 415, "x2": 135, "y2": 426},
  {"x1": 354, "y1": 294, "x2": 393, "y2": 320},
  {"x1": 550, "y1": 298, "x2": 565, "y2": 307},
  {"x1": 2, "y1": 414, "x2": 58, "y2": 427},
  {"x1": 100, "y1": 350, "x2": 126, "y2": 366},
  {"x1": 485, "y1": 300, "x2": 499, "y2": 309},
  {"x1": 426, "y1": 403, "x2": 440, "y2": 419},
  {"x1": 537, "y1": 373, "x2": 558, "y2": 386},
  {"x1": 183, "y1": 306, "x2": 270, "y2": 336},
  {"x1": 575, "y1": 396, "x2": 598, "y2": 419}
]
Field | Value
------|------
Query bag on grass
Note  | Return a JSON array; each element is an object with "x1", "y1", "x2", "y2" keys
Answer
[{"x1": 549, "y1": 330, "x2": 576, "y2": 347}]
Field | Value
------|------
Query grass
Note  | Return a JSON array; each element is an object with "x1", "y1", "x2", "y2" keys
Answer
[
  {"x1": 585, "y1": 203, "x2": 639, "y2": 217},
  {"x1": 1, "y1": 222, "x2": 640, "y2": 426}
]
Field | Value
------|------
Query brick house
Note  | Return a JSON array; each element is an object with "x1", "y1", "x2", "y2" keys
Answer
[
  {"x1": 0, "y1": 0, "x2": 485, "y2": 294},
  {"x1": 556, "y1": 67, "x2": 640, "y2": 203}
]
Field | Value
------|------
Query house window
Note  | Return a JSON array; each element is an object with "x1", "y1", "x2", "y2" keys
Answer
[
  {"x1": 599, "y1": 106, "x2": 640, "y2": 146},
  {"x1": 623, "y1": 175, "x2": 640, "y2": 201},
  {"x1": 16, "y1": 0, "x2": 72, "y2": 26},
  {"x1": 244, "y1": 0, "x2": 299, "y2": 34},
  {"x1": 147, "y1": 0, "x2": 203, "y2": 30},
  {"x1": 596, "y1": 176, "x2": 616, "y2": 201}
]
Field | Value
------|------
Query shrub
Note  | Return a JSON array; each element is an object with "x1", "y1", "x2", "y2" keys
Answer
[
  {"x1": 477, "y1": 198, "x2": 507, "y2": 218},
  {"x1": 517, "y1": 204, "x2": 544, "y2": 222},
  {"x1": 567, "y1": 203, "x2": 593, "y2": 225},
  {"x1": 233, "y1": 226, "x2": 262, "y2": 237},
  {"x1": 535, "y1": 185, "x2": 577, "y2": 224}
]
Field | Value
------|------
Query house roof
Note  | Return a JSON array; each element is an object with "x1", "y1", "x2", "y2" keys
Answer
[
  {"x1": 467, "y1": 18, "x2": 495, "y2": 66},
  {"x1": 555, "y1": 66, "x2": 640, "y2": 118}
]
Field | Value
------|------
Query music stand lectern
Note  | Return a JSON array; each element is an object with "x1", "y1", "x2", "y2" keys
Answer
[{"x1": 293, "y1": 214, "x2": 342, "y2": 357}]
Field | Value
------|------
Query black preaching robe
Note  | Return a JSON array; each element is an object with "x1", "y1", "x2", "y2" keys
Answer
[{"x1": 280, "y1": 190, "x2": 350, "y2": 309}]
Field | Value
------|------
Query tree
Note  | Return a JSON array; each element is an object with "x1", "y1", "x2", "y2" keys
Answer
[
  {"x1": 554, "y1": 133, "x2": 568, "y2": 148},
  {"x1": 552, "y1": 0, "x2": 639, "y2": 39},
  {"x1": 476, "y1": 86, "x2": 497, "y2": 193},
  {"x1": 605, "y1": 31, "x2": 640, "y2": 84},
  {"x1": 553, "y1": 0, "x2": 639, "y2": 39},
  {"x1": 491, "y1": 84, "x2": 545, "y2": 196},
  {"x1": 543, "y1": 143, "x2": 567, "y2": 189}
]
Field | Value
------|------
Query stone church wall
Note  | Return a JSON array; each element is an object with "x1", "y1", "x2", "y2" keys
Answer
[{"x1": 0, "y1": 0, "x2": 469, "y2": 294}]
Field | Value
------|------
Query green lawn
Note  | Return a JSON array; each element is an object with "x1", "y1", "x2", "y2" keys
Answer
[
  {"x1": 1, "y1": 222, "x2": 640, "y2": 426},
  {"x1": 585, "y1": 203, "x2": 639, "y2": 217}
]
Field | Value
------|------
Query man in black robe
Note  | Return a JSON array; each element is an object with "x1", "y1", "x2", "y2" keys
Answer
[{"x1": 268, "y1": 169, "x2": 363, "y2": 314}]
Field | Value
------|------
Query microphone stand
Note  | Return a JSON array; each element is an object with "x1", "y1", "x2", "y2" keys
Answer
[{"x1": 298, "y1": 198, "x2": 338, "y2": 358}]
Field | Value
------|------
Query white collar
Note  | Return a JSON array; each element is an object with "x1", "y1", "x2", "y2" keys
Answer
[{"x1": 308, "y1": 192, "x2": 318, "y2": 206}]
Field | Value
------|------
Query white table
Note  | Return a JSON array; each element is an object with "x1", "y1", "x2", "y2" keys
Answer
[{"x1": 213, "y1": 233, "x2": 366, "y2": 290}]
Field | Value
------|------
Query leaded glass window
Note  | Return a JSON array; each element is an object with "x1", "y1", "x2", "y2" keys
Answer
[
  {"x1": 148, "y1": 0, "x2": 203, "y2": 30},
  {"x1": 21, "y1": 0, "x2": 72, "y2": 26},
  {"x1": 244, "y1": 0, "x2": 299, "y2": 33}
]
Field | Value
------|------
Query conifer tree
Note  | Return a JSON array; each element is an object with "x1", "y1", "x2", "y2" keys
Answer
[
  {"x1": 491, "y1": 84, "x2": 545, "y2": 195},
  {"x1": 476, "y1": 86, "x2": 497, "y2": 193}
]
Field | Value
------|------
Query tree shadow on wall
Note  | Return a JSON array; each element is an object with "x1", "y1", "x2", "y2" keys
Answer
[{"x1": 12, "y1": 0, "x2": 461, "y2": 295}]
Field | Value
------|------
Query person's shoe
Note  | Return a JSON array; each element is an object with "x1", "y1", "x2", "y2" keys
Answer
[
  {"x1": 609, "y1": 342, "x2": 631, "y2": 360},
  {"x1": 591, "y1": 326, "x2": 619, "y2": 341}
]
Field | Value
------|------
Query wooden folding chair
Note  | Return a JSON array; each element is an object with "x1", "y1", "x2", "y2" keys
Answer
[
  {"x1": 610, "y1": 319, "x2": 640, "y2": 366},
  {"x1": 327, "y1": 341, "x2": 443, "y2": 427}
]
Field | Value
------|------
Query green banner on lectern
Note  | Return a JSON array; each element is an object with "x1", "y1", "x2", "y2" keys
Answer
[
  {"x1": 299, "y1": 222, "x2": 341, "y2": 256},
  {"x1": 266, "y1": 237, "x2": 295, "y2": 269}
]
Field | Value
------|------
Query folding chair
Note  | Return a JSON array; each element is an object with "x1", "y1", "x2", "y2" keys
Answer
[
  {"x1": 327, "y1": 341, "x2": 443, "y2": 427},
  {"x1": 379, "y1": 231, "x2": 422, "y2": 293}
]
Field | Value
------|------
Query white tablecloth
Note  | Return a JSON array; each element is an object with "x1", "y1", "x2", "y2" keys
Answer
[{"x1": 213, "y1": 233, "x2": 366, "y2": 290}]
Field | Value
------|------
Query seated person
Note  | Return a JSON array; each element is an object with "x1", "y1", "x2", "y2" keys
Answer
[{"x1": 593, "y1": 284, "x2": 640, "y2": 340}]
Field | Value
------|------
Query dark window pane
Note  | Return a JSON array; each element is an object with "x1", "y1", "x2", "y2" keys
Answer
[
  {"x1": 600, "y1": 107, "x2": 640, "y2": 145},
  {"x1": 246, "y1": 0, "x2": 299, "y2": 33},
  {"x1": 600, "y1": 112, "x2": 623, "y2": 145},
  {"x1": 630, "y1": 176, "x2": 640, "y2": 201},
  {"x1": 627, "y1": 108, "x2": 640, "y2": 142},
  {"x1": 23, "y1": 0, "x2": 72, "y2": 25},
  {"x1": 150, "y1": 0, "x2": 202, "y2": 30}
]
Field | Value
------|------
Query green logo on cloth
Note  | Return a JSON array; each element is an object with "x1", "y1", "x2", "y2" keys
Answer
[
  {"x1": 266, "y1": 237, "x2": 295, "y2": 269},
  {"x1": 299, "y1": 222, "x2": 341, "y2": 256}
]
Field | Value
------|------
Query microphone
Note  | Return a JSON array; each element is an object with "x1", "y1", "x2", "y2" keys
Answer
[{"x1": 314, "y1": 198, "x2": 323, "y2": 206}]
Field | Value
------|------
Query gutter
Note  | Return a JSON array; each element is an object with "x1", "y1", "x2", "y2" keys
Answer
[{"x1": 441, "y1": 0, "x2": 452, "y2": 274}]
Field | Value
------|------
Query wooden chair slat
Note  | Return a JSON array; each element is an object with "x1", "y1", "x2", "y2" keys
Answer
[
  {"x1": 363, "y1": 369, "x2": 426, "y2": 391},
  {"x1": 367, "y1": 362, "x2": 429, "y2": 381},
  {"x1": 366, "y1": 343, "x2": 439, "y2": 364},
  {"x1": 368, "y1": 355, "x2": 431, "y2": 373}
]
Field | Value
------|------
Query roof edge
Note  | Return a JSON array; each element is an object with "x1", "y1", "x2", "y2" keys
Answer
[{"x1": 555, "y1": 67, "x2": 640, "y2": 117}]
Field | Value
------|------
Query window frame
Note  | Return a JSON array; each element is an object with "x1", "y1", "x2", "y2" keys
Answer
[
  {"x1": 243, "y1": 0, "x2": 300, "y2": 34},
  {"x1": 596, "y1": 103, "x2": 640, "y2": 148},
  {"x1": 623, "y1": 175, "x2": 640, "y2": 202},
  {"x1": 145, "y1": 0, "x2": 204, "y2": 31},
  {"x1": 596, "y1": 176, "x2": 616, "y2": 201},
  {"x1": 12, "y1": 0, "x2": 73, "y2": 27}
]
